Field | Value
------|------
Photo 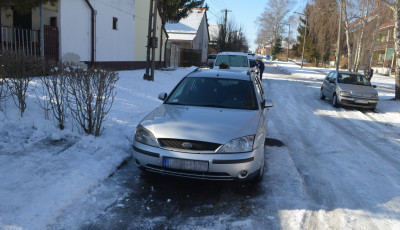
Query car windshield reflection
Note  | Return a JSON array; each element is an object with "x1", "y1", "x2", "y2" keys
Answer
[
  {"x1": 338, "y1": 74, "x2": 371, "y2": 86},
  {"x1": 165, "y1": 77, "x2": 258, "y2": 110}
]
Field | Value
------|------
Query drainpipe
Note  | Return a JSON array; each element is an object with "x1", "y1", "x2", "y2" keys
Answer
[{"x1": 84, "y1": 0, "x2": 95, "y2": 65}]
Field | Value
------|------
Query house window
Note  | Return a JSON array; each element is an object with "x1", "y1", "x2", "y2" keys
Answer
[{"x1": 113, "y1": 17, "x2": 118, "y2": 30}]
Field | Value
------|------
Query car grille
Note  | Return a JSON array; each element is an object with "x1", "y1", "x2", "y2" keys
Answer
[
  {"x1": 143, "y1": 165, "x2": 233, "y2": 180},
  {"x1": 158, "y1": 138, "x2": 221, "y2": 152}
]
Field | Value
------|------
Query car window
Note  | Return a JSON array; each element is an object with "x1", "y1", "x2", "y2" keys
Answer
[
  {"x1": 165, "y1": 77, "x2": 257, "y2": 110},
  {"x1": 326, "y1": 72, "x2": 334, "y2": 81},
  {"x1": 208, "y1": 54, "x2": 217, "y2": 59},
  {"x1": 338, "y1": 74, "x2": 371, "y2": 86},
  {"x1": 215, "y1": 55, "x2": 249, "y2": 67},
  {"x1": 331, "y1": 72, "x2": 337, "y2": 82}
]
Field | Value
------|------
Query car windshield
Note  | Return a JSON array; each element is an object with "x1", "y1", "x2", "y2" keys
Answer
[
  {"x1": 338, "y1": 74, "x2": 371, "y2": 86},
  {"x1": 214, "y1": 55, "x2": 249, "y2": 67},
  {"x1": 208, "y1": 54, "x2": 217, "y2": 59},
  {"x1": 165, "y1": 77, "x2": 258, "y2": 110}
]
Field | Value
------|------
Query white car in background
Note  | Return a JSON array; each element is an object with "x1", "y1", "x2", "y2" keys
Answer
[{"x1": 212, "y1": 52, "x2": 250, "y2": 73}]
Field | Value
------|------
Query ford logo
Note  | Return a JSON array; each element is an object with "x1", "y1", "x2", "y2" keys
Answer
[{"x1": 182, "y1": 142, "x2": 193, "y2": 149}]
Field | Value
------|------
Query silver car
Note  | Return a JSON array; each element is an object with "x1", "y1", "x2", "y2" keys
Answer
[
  {"x1": 132, "y1": 69, "x2": 273, "y2": 182},
  {"x1": 320, "y1": 70, "x2": 379, "y2": 110}
]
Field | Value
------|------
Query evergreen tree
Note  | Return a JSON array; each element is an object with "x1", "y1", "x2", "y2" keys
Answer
[
  {"x1": 271, "y1": 37, "x2": 283, "y2": 57},
  {"x1": 159, "y1": 0, "x2": 205, "y2": 23},
  {"x1": 297, "y1": 15, "x2": 319, "y2": 66},
  {"x1": 0, "y1": 0, "x2": 57, "y2": 14}
]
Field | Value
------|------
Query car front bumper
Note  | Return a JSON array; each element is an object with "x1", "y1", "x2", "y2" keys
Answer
[
  {"x1": 132, "y1": 142, "x2": 264, "y2": 181},
  {"x1": 339, "y1": 95, "x2": 378, "y2": 109}
]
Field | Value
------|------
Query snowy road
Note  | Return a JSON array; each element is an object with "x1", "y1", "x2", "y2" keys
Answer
[{"x1": 51, "y1": 63, "x2": 400, "y2": 229}]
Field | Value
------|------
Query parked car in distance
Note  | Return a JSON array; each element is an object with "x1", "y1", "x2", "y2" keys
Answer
[
  {"x1": 320, "y1": 70, "x2": 378, "y2": 111},
  {"x1": 132, "y1": 69, "x2": 273, "y2": 183},
  {"x1": 207, "y1": 54, "x2": 217, "y2": 67},
  {"x1": 212, "y1": 52, "x2": 250, "y2": 73},
  {"x1": 265, "y1": 54, "x2": 271, "y2": 61}
]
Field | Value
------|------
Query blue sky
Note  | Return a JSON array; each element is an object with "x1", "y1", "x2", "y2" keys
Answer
[{"x1": 205, "y1": 0, "x2": 307, "y2": 52}]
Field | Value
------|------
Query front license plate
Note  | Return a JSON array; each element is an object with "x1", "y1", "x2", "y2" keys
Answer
[
  {"x1": 163, "y1": 157, "x2": 209, "y2": 172},
  {"x1": 354, "y1": 98, "x2": 368, "y2": 104}
]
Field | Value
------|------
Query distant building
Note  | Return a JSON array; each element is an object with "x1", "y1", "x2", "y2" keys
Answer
[{"x1": 165, "y1": 8, "x2": 209, "y2": 67}]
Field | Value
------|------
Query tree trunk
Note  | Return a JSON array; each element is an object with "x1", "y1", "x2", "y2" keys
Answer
[
  {"x1": 343, "y1": 2, "x2": 352, "y2": 72},
  {"x1": 354, "y1": 23, "x2": 366, "y2": 73},
  {"x1": 394, "y1": 8, "x2": 400, "y2": 99},
  {"x1": 345, "y1": 22, "x2": 352, "y2": 71}
]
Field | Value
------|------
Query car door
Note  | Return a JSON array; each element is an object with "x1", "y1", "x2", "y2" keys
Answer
[
  {"x1": 326, "y1": 72, "x2": 338, "y2": 98},
  {"x1": 322, "y1": 72, "x2": 333, "y2": 97}
]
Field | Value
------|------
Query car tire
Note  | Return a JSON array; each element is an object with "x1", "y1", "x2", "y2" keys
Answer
[
  {"x1": 320, "y1": 89, "x2": 326, "y2": 100},
  {"x1": 332, "y1": 94, "x2": 339, "y2": 108}
]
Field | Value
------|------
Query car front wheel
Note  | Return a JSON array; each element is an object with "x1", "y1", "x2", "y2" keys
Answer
[
  {"x1": 320, "y1": 89, "x2": 326, "y2": 100},
  {"x1": 332, "y1": 94, "x2": 339, "y2": 108}
]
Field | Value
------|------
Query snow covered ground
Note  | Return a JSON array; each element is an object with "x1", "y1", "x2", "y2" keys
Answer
[
  {"x1": 1, "y1": 62, "x2": 399, "y2": 229},
  {"x1": 0, "y1": 67, "x2": 197, "y2": 229}
]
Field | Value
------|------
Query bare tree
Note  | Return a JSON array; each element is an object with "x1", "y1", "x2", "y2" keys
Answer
[
  {"x1": 0, "y1": 51, "x2": 45, "y2": 117},
  {"x1": 256, "y1": 0, "x2": 294, "y2": 51},
  {"x1": 217, "y1": 18, "x2": 249, "y2": 52},
  {"x1": 352, "y1": 0, "x2": 377, "y2": 72},
  {"x1": 343, "y1": 0, "x2": 358, "y2": 71},
  {"x1": 381, "y1": 0, "x2": 400, "y2": 99},
  {"x1": 66, "y1": 66, "x2": 119, "y2": 136},
  {"x1": 308, "y1": 0, "x2": 340, "y2": 65},
  {"x1": 39, "y1": 62, "x2": 69, "y2": 130}
]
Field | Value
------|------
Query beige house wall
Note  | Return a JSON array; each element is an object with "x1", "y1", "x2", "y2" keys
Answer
[{"x1": 134, "y1": 0, "x2": 166, "y2": 62}]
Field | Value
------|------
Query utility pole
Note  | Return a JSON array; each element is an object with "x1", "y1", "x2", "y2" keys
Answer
[
  {"x1": 223, "y1": 9, "x2": 231, "y2": 33},
  {"x1": 336, "y1": 0, "x2": 343, "y2": 71},
  {"x1": 295, "y1": 12, "x2": 307, "y2": 68},
  {"x1": 281, "y1": 23, "x2": 290, "y2": 62},
  {"x1": 144, "y1": 0, "x2": 159, "y2": 81}
]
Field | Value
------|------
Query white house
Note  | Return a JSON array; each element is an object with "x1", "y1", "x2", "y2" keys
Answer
[
  {"x1": 165, "y1": 8, "x2": 209, "y2": 67},
  {"x1": 1, "y1": 0, "x2": 168, "y2": 70}
]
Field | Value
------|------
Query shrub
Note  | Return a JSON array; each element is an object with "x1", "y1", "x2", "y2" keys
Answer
[
  {"x1": 39, "y1": 61, "x2": 69, "y2": 130},
  {"x1": 66, "y1": 66, "x2": 119, "y2": 136},
  {"x1": 0, "y1": 51, "x2": 46, "y2": 117}
]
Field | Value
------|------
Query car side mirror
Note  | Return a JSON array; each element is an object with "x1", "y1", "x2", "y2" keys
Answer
[
  {"x1": 262, "y1": 99, "x2": 274, "y2": 109},
  {"x1": 373, "y1": 85, "x2": 377, "y2": 88},
  {"x1": 158, "y1": 92, "x2": 168, "y2": 101}
]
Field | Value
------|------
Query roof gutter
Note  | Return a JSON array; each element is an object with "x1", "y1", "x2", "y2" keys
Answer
[{"x1": 83, "y1": 0, "x2": 95, "y2": 65}]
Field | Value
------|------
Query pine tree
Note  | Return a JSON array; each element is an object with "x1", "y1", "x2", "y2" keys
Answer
[
  {"x1": 0, "y1": 0, "x2": 57, "y2": 14},
  {"x1": 159, "y1": 0, "x2": 205, "y2": 23}
]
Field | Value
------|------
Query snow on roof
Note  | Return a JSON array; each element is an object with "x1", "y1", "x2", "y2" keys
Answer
[
  {"x1": 168, "y1": 33, "x2": 196, "y2": 41},
  {"x1": 209, "y1": 24, "x2": 221, "y2": 41},
  {"x1": 166, "y1": 8, "x2": 206, "y2": 41}
]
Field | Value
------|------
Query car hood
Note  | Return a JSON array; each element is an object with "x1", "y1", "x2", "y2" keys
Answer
[
  {"x1": 337, "y1": 83, "x2": 377, "y2": 96},
  {"x1": 140, "y1": 104, "x2": 262, "y2": 144}
]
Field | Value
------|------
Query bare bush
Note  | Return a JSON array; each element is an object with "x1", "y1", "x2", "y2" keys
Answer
[
  {"x1": 0, "y1": 51, "x2": 45, "y2": 117},
  {"x1": 66, "y1": 66, "x2": 119, "y2": 136},
  {"x1": 39, "y1": 61, "x2": 69, "y2": 130}
]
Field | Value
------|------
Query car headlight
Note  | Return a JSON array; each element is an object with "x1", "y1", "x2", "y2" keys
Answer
[
  {"x1": 218, "y1": 135, "x2": 255, "y2": 153},
  {"x1": 134, "y1": 125, "x2": 159, "y2": 147},
  {"x1": 340, "y1": 90, "x2": 352, "y2": 96},
  {"x1": 371, "y1": 93, "x2": 378, "y2": 99}
]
